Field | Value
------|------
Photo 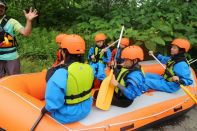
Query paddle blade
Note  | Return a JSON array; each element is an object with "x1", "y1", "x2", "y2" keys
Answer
[
  {"x1": 96, "y1": 70, "x2": 115, "y2": 110},
  {"x1": 180, "y1": 85, "x2": 197, "y2": 104}
]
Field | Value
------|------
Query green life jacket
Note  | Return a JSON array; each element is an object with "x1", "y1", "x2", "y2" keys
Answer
[
  {"x1": 65, "y1": 62, "x2": 94, "y2": 105},
  {"x1": 0, "y1": 16, "x2": 17, "y2": 54},
  {"x1": 163, "y1": 58, "x2": 188, "y2": 82},
  {"x1": 46, "y1": 62, "x2": 94, "y2": 105},
  {"x1": 114, "y1": 67, "x2": 145, "y2": 97},
  {"x1": 92, "y1": 46, "x2": 104, "y2": 63}
]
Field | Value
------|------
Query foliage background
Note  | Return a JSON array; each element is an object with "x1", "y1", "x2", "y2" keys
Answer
[{"x1": 5, "y1": 0, "x2": 197, "y2": 73}]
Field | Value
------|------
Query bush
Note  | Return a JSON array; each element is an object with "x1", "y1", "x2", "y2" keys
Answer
[{"x1": 17, "y1": 28, "x2": 59, "y2": 73}]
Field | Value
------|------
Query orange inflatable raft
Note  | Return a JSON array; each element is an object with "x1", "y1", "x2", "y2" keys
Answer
[{"x1": 0, "y1": 61, "x2": 196, "y2": 131}]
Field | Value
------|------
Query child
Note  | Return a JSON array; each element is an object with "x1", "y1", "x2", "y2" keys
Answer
[
  {"x1": 88, "y1": 33, "x2": 111, "y2": 81},
  {"x1": 44, "y1": 34, "x2": 94, "y2": 124},
  {"x1": 145, "y1": 38, "x2": 193, "y2": 93},
  {"x1": 110, "y1": 45, "x2": 148, "y2": 107},
  {"x1": 52, "y1": 34, "x2": 67, "y2": 67}
]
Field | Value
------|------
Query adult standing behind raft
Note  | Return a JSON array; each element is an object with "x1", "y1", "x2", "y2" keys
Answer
[
  {"x1": 144, "y1": 38, "x2": 193, "y2": 93},
  {"x1": 0, "y1": 0, "x2": 38, "y2": 78},
  {"x1": 44, "y1": 34, "x2": 94, "y2": 124}
]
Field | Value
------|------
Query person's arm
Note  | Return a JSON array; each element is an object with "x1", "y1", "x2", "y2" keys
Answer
[
  {"x1": 103, "y1": 48, "x2": 111, "y2": 63},
  {"x1": 19, "y1": 7, "x2": 38, "y2": 36},
  {"x1": 45, "y1": 69, "x2": 67, "y2": 112},
  {"x1": 149, "y1": 51, "x2": 170, "y2": 64},
  {"x1": 110, "y1": 74, "x2": 132, "y2": 98},
  {"x1": 173, "y1": 62, "x2": 193, "y2": 86},
  {"x1": 87, "y1": 47, "x2": 94, "y2": 61},
  {"x1": 157, "y1": 54, "x2": 170, "y2": 64},
  {"x1": 111, "y1": 71, "x2": 144, "y2": 100}
]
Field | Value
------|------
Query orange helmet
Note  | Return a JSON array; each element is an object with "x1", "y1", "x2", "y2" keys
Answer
[
  {"x1": 120, "y1": 38, "x2": 129, "y2": 46},
  {"x1": 56, "y1": 34, "x2": 67, "y2": 43},
  {"x1": 94, "y1": 33, "x2": 107, "y2": 42},
  {"x1": 61, "y1": 34, "x2": 85, "y2": 54},
  {"x1": 121, "y1": 45, "x2": 144, "y2": 61},
  {"x1": 171, "y1": 38, "x2": 190, "y2": 52}
]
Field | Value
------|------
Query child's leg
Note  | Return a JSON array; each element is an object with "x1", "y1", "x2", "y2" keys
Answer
[
  {"x1": 97, "y1": 62, "x2": 106, "y2": 81},
  {"x1": 90, "y1": 62, "x2": 98, "y2": 78}
]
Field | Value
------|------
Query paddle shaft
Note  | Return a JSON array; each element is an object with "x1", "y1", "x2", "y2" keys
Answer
[
  {"x1": 30, "y1": 112, "x2": 45, "y2": 131},
  {"x1": 114, "y1": 26, "x2": 125, "y2": 65},
  {"x1": 99, "y1": 39, "x2": 119, "y2": 54},
  {"x1": 151, "y1": 54, "x2": 197, "y2": 104}
]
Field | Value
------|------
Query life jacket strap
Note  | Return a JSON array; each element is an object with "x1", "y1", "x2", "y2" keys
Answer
[
  {"x1": 0, "y1": 48, "x2": 16, "y2": 55},
  {"x1": 64, "y1": 88, "x2": 92, "y2": 100}
]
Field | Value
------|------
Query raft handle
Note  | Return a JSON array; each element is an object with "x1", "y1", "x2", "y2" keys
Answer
[
  {"x1": 173, "y1": 106, "x2": 183, "y2": 112},
  {"x1": 120, "y1": 123, "x2": 134, "y2": 131}
]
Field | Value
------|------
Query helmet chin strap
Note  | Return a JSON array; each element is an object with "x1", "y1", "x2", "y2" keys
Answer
[{"x1": 130, "y1": 59, "x2": 138, "y2": 69}]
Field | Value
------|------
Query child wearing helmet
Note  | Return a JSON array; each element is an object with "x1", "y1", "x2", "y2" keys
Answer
[
  {"x1": 145, "y1": 38, "x2": 193, "y2": 93},
  {"x1": 110, "y1": 45, "x2": 147, "y2": 107},
  {"x1": 110, "y1": 37, "x2": 130, "y2": 68},
  {"x1": 52, "y1": 34, "x2": 67, "y2": 67},
  {"x1": 88, "y1": 33, "x2": 111, "y2": 81},
  {"x1": 44, "y1": 34, "x2": 94, "y2": 124}
]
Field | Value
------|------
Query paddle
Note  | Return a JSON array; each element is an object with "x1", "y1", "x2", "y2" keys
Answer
[
  {"x1": 151, "y1": 54, "x2": 197, "y2": 104},
  {"x1": 30, "y1": 107, "x2": 46, "y2": 131},
  {"x1": 96, "y1": 26, "x2": 125, "y2": 110},
  {"x1": 99, "y1": 39, "x2": 119, "y2": 55}
]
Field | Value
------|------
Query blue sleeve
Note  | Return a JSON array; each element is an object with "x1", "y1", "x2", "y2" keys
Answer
[
  {"x1": 174, "y1": 62, "x2": 193, "y2": 86},
  {"x1": 122, "y1": 71, "x2": 145, "y2": 100},
  {"x1": 103, "y1": 48, "x2": 111, "y2": 63},
  {"x1": 157, "y1": 54, "x2": 171, "y2": 64},
  {"x1": 45, "y1": 68, "x2": 68, "y2": 112},
  {"x1": 87, "y1": 47, "x2": 94, "y2": 61}
]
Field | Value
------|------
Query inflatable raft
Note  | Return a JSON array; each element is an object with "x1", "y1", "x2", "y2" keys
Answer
[{"x1": 0, "y1": 61, "x2": 196, "y2": 131}]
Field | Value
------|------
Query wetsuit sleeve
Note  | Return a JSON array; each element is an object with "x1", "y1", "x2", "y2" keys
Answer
[
  {"x1": 174, "y1": 62, "x2": 193, "y2": 86},
  {"x1": 157, "y1": 54, "x2": 171, "y2": 64},
  {"x1": 45, "y1": 68, "x2": 68, "y2": 112},
  {"x1": 87, "y1": 47, "x2": 94, "y2": 61},
  {"x1": 117, "y1": 71, "x2": 144, "y2": 100},
  {"x1": 103, "y1": 48, "x2": 111, "y2": 63}
]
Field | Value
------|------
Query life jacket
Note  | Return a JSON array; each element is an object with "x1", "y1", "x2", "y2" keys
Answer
[
  {"x1": 92, "y1": 46, "x2": 104, "y2": 63},
  {"x1": 163, "y1": 57, "x2": 188, "y2": 82},
  {"x1": 46, "y1": 64, "x2": 67, "y2": 82},
  {"x1": 114, "y1": 67, "x2": 145, "y2": 97},
  {"x1": 46, "y1": 62, "x2": 94, "y2": 105},
  {"x1": 0, "y1": 16, "x2": 17, "y2": 50}
]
